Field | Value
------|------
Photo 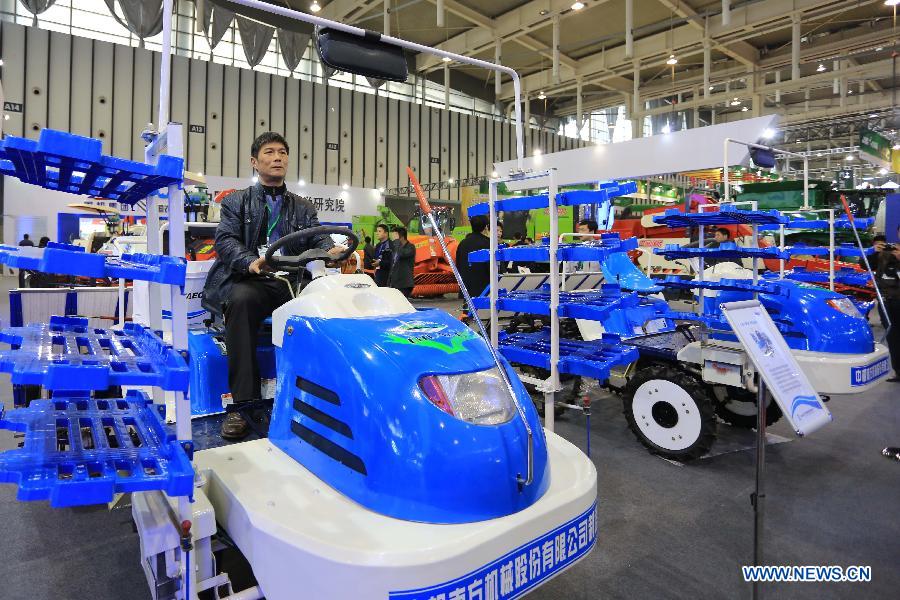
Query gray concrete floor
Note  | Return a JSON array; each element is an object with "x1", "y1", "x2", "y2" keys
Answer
[{"x1": 1, "y1": 288, "x2": 898, "y2": 599}]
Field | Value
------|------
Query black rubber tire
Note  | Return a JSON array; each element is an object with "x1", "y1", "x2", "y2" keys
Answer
[
  {"x1": 622, "y1": 365, "x2": 718, "y2": 461},
  {"x1": 713, "y1": 386, "x2": 784, "y2": 429}
]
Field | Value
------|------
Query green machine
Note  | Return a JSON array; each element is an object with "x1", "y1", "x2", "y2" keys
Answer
[{"x1": 352, "y1": 206, "x2": 404, "y2": 247}]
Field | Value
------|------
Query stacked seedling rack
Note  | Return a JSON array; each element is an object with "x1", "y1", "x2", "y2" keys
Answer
[
  {"x1": 467, "y1": 172, "x2": 640, "y2": 433},
  {"x1": 0, "y1": 125, "x2": 194, "y2": 591}
]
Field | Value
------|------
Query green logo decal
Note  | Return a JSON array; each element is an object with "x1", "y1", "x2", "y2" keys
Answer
[{"x1": 384, "y1": 321, "x2": 476, "y2": 354}]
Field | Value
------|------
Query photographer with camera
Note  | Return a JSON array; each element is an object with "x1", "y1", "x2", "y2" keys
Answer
[{"x1": 874, "y1": 231, "x2": 900, "y2": 382}]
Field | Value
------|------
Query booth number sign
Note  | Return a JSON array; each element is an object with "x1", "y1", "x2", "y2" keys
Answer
[{"x1": 3, "y1": 101, "x2": 23, "y2": 113}]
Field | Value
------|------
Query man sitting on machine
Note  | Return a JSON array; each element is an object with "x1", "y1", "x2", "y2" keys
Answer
[{"x1": 203, "y1": 131, "x2": 345, "y2": 440}]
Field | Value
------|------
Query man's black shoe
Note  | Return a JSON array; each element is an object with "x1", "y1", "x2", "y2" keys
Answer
[
  {"x1": 221, "y1": 411, "x2": 250, "y2": 440},
  {"x1": 887, "y1": 376, "x2": 900, "y2": 383},
  {"x1": 882, "y1": 447, "x2": 900, "y2": 461}
]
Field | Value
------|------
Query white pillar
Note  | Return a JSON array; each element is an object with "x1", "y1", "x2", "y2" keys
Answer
[
  {"x1": 383, "y1": 0, "x2": 390, "y2": 36},
  {"x1": 833, "y1": 60, "x2": 840, "y2": 94},
  {"x1": 443, "y1": 62, "x2": 450, "y2": 110},
  {"x1": 436, "y1": 0, "x2": 444, "y2": 27},
  {"x1": 774, "y1": 70, "x2": 781, "y2": 103},
  {"x1": 494, "y1": 39, "x2": 502, "y2": 97},
  {"x1": 625, "y1": 0, "x2": 634, "y2": 59},
  {"x1": 804, "y1": 88, "x2": 810, "y2": 111},
  {"x1": 791, "y1": 14, "x2": 801, "y2": 82},
  {"x1": 552, "y1": 15, "x2": 560, "y2": 83},
  {"x1": 524, "y1": 92, "x2": 531, "y2": 152},
  {"x1": 703, "y1": 41, "x2": 711, "y2": 99},
  {"x1": 632, "y1": 60, "x2": 640, "y2": 117},
  {"x1": 576, "y1": 77, "x2": 584, "y2": 138},
  {"x1": 722, "y1": 0, "x2": 730, "y2": 26},
  {"x1": 711, "y1": 108, "x2": 716, "y2": 125}
]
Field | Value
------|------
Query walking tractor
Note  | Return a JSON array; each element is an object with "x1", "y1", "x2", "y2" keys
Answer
[
  {"x1": 0, "y1": 2, "x2": 599, "y2": 599},
  {"x1": 466, "y1": 163, "x2": 888, "y2": 462}
]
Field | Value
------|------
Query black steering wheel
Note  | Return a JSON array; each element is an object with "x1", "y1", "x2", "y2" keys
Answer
[{"x1": 264, "y1": 226, "x2": 359, "y2": 272}]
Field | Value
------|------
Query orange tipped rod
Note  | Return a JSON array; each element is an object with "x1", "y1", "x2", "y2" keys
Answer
[
  {"x1": 839, "y1": 194, "x2": 854, "y2": 224},
  {"x1": 406, "y1": 167, "x2": 432, "y2": 215}
]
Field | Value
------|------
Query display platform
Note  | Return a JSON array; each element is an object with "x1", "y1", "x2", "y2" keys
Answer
[{"x1": 195, "y1": 432, "x2": 597, "y2": 600}]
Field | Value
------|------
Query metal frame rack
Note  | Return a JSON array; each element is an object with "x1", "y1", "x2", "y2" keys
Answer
[{"x1": 473, "y1": 172, "x2": 640, "y2": 433}]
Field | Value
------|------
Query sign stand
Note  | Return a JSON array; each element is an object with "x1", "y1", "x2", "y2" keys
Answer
[
  {"x1": 721, "y1": 299, "x2": 833, "y2": 600},
  {"x1": 752, "y1": 379, "x2": 767, "y2": 600}
]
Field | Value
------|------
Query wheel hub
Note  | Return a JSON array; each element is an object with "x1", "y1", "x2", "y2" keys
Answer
[{"x1": 631, "y1": 379, "x2": 703, "y2": 452}]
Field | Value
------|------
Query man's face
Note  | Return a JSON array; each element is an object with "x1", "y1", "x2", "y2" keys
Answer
[
  {"x1": 376, "y1": 227, "x2": 388, "y2": 242},
  {"x1": 497, "y1": 225, "x2": 503, "y2": 239},
  {"x1": 714, "y1": 231, "x2": 729, "y2": 243},
  {"x1": 390, "y1": 230, "x2": 399, "y2": 240},
  {"x1": 251, "y1": 142, "x2": 289, "y2": 183},
  {"x1": 577, "y1": 224, "x2": 591, "y2": 234}
]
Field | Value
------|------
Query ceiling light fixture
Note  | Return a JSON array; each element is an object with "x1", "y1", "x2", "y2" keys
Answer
[
  {"x1": 309, "y1": 1, "x2": 321, "y2": 13},
  {"x1": 666, "y1": 54, "x2": 678, "y2": 66},
  {"x1": 342, "y1": 183, "x2": 349, "y2": 190},
  {"x1": 741, "y1": 106, "x2": 749, "y2": 112},
  {"x1": 880, "y1": 168, "x2": 889, "y2": 175},
  {"x1": 845, "y1": 154, "x2": 854, "y2": 161},
  {"x1": 533, "y1": 148, "x2": 542, "y2": 156},
  {"x1": 491, "y1": 170, "x2": 499, "y2": 178},
  {"x1": 252, "y1": 175, "x2": 259, "y2": 183},
  {"x1": 441, "y1": 56, "x2": 451, "y2": 63},
  {"x1": 378, "y1": 186, "x2": 385, "y2": 193},
  {"x1": 886, "y1": 0, "x2": 900, "y2": 6},
  {"x1": 298, "y1": 179, "x2": 306, "y2": 186},
  {"x1": 538, "y1": 91, "x2": 546, "y2": 100},
  {"x1": 816, "y1": 63, "x2": 826, "y2": 72},
  {"x1": 571, "y1": 2, "x2": 585, "y2": 9},
  {"x1": 448, "y1": 178, "x2": 455, "y2": 184},
  {"x1": 762, "y1": 128, "x2": 775, "y2": 139},
  {"x1": 730, "y1": 98, "x2": 741, "y2": 106},
  {"x1": 661, "y1": 123, "x2": 671, "y2": 134}
]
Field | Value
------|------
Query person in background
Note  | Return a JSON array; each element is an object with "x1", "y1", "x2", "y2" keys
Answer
[
  {"x1": 388, "y1": 227, "x2": 416, "y2": 297},
  {"x1": 576, "y1": 219, "x2": 599, "y2": 236},
  {"x1": 372, "y1": 224, "x2": 393, "y2": 286},
  {"x1": 875, "y1": 227, "x2": 900, "y2": 383},
  {"x1": 709, "y1": 227, "x2": 731, "y2": 247},
  {"x1": 456, "y1": 215, "x2": 506, "y2": 297},
  {"x1": 362, "y1": 235, "x2": 376, "y2": 271},
  {"x1": 38, "y1": 236, "x2": 50, "y2": 248},
  {"x1": 17, "y1": 234, "x2": 34, "y2": 287}
]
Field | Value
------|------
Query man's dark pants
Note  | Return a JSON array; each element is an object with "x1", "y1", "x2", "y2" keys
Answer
[
  {"x1": 881, "y1": 298, "x2": 900, "y2": 374},
  {"x1": 224, "y1": 277, "x2": 293, "y2": 404}
]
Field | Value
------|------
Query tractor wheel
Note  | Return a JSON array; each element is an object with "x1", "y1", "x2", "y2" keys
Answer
[
  {"x1": 622, "y1": 366, "x2": 717, "y2": 461},
  {"x1": 713, "y1": 386, "x2": 783, "y2": 429}
]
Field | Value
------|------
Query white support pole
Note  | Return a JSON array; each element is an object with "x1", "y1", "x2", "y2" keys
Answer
[
  {"x1": 436, "y1": 0, "x2": 444, "y2": 27},
  {"x1": 828, "y1": 209, "x2": 835, "y2": 291},
  {"x1": 774, "y1": 70, "x2": 781, "y2": 103},
  {"x1": 523, "y1": 92, "x2": 531, "y2": 153},
  {"x1": 703, "y1": 41, "x2": 711, "y2": 99},
  {"x1": 625, "y1": 0, "x2": 634, "y2": 59},
  {"x1": 443, "y1": 62, "x2": 450, "y2": 110},
  {"x1": 632, "y1": 60, "x2": 640, "y2": 115},
  {"x1": 383, "y1": 0, "x2": 390, "y2": 36},
  {"x1": 791, "y1": 14, "x2": 801, "y2": 82},
  {"x1": 489, "y1": 181, "x2": 499, "y2": 349},
  {"x1": 546, "y1": 169, "x2": 560, "y2": 433},
  {"x1": 552, "y1": 14, "x2": 560, "y2": 84},
  {"x1": 494, "y1": 39, "x2": 502, "y2": 98},
  {"x1": 722, "y1": 0, "x2": 730, "y2": 26}
]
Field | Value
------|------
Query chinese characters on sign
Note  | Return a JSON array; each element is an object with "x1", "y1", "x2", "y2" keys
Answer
[
  {"x1": 389, "y1": 503, "x2": 597, "y2": 600},
  {"x1": 304, "y1": 196, "x2": 346, "y2": 214}
]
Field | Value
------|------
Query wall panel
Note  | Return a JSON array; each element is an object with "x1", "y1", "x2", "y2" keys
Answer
[
  {"x1": 23, "y1": 26, "x2": 48, "y2": 141},
  {"x1": 0, "y1": 22, "x2": 581, "y2": 191}
]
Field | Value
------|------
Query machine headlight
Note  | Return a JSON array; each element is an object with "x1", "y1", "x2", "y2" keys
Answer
[
  {"x1": 826, "y1": 298, "x2": 863, "y2": 319},
  {"x1": 419, "y1": 367, "x2": 516, "y2": 425}
]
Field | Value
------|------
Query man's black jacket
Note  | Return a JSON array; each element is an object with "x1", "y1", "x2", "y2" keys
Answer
[
  {"x1": 456, "y1": 231, "x2": 505, "y2": 297},
  {"x1": 388, "y1": 240, "x2": 416, "y2": 289},
  {"x1": 202, "y1": 183, "x2": 333, "y2": 315}
]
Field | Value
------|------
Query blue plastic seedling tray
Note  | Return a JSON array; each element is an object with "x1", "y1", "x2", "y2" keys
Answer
[
  {"x1": 467, "y1": 181, "x2": 638, "y2": 217},
  {"x1": 659, "y1": 276, "x2": 783, "y2": 295},
  {"x1": 783, "y1": 243, "x2": 875, "y2": 258},
  {"x1": 0, "y1": 391, "x2": 192, "y2": 507},
  {"x1": 0, "y1": 316, "x2": 188, "y2": 392},
  {"x1": 653, "y1": 205, "x2": 788, "y2": 227},
  {"x1": 471, "y1": 284, "x2": 637, "y2": 321},
  {"x1": 654, "y1": 242, "x2": 788, "y2": 261},
  {"x1": 0, "y1": 129, "x2": 183, "y2": 205},
  {"x1": 768, "y1": 267, "x2": 873, "y2": 287},
  {"x1": 758, "y1": 217, "x2": 875, "y2": 231},
  {"x1": 469, "y1": 233, "x2": 638, "y2": 263},
  {"x1": 497, "y1": 330, "x2": 639, "y2": 381},
  {"x1": 0, "y1": 242, "x2": 186, "y2": 287}
]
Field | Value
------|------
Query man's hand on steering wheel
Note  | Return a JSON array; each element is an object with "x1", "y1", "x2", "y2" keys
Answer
[
  {"x1": 264, "y1": 226, "x2": 359, "y2": 272},
  {"x1": 248, "y1": 256, "x2": 273, "y2": 274}
]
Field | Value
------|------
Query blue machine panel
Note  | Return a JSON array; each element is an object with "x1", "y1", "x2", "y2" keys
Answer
[
  {"x1": 188, "y1": 330, "x2": 276, "y2": 417},
  {"x1": 268, "y1": 309, "x2": 550, "y2": 524},
  {"x1": 0, "y1": 316, "x2": 188, "y2": 391},
  {"x1": 0, "y1": 129, "x2": 183, "y2": 204},
  {"x1": 0, "y1": 242, "x2": 186, "y2": 286},
  {"x1": 0, "y1": 391, "x2": 192, "y2": 507},
  {"x1": 655, "y1": 242, "x2": 788, "y2": 261},
  {"x1": 467, "y1": 181, "x2": 637, "y2": 217},
  {"x1": 468, "y1": 233, "x2": 638, "y2": 263}
]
